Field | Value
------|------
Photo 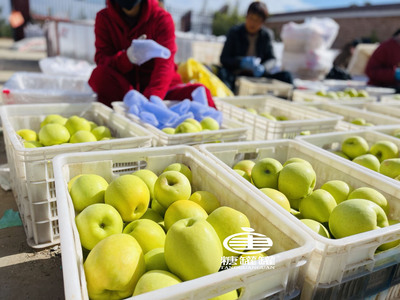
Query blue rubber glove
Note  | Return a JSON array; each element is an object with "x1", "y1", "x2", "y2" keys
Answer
[
  {"x1": 240, "y1": 56, "x2": 259, "y2": 70},
  {"x1": 253, "y1": 64, "x2": 265, "y2": 77},
  {"x1": 123, "y1": 89, "x2": 148, "y2": 107},
  {"x1": 127, "y1": 39, "x2": 171, "y2": 65},
  {"x1": 395, "y1": 67, "x2": 400, "y2": 81}
]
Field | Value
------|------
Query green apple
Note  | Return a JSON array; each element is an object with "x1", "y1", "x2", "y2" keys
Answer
[
  {"x1": 299, "y1": 189, "x2": 337, "y2": 223},
  {"x1": 70, "y1": 174, "x2": 109, "y2": 212},
  {"x1": 341, "y1": 136, "x2": 369, "y2": 159},
  {"x1": 151, "y1": 198, "x2": 167, "y2": 217},
  {"x1": 380, "y1": 158, "x2": 400, "y2": 178},
  {"x1": 352, "y1": 154, "x2": 380, "y2": 172},
  {"x1": 283, "y1": 157, "x2": 313, "y2": 169},
  {"x1": 378, "y1": 220, "x2": 400, "y2": 251},
  {"x1": 200, "y1": 117, "x2": 220, "y2": 130},
  {"x1": 320, "y1": 180, "x2": 352, "y2": 204},
  {"x1": 207, "y1": 206, "x2": 250, "y2": 256},
  {"x1": 84, "y1": 233, "x2": 145, "y2": 299},
  {"x1": 357, "y1": 90, "x2": 369, "y2": 97},
  {"x1": 70, "y1": 130, "x2": 97, "y2": 143},
  {"x1": 161, "y1": 127, "x2": 175, "y2": 134},
  {"x1": 209, "y1": 290, "x2": 238, "y2": 300},
  {"x1": 300, "y1": 130, "x2": 311, "y2": 135},
  {"x1": 344, "y1": 88, "x2": 359, "y2": 97},
  {"x1": 154, "y1": 171, "x2": 192, "y2": 209},
  {"x1": 259, "y1": 112, "x2": 277, "y2": 121},
  {"x1": 164, "y1": 200, "x2": 208, "y2": 231},
  {"x1": 144, "y1": 247, "x2": 169, "y2": 271},
  {"x1": 347, "y1": 187, "x2": 389, "y2": 215},
  {"x1": 246, "y1": 107, "x2": 258, "y2": 114},
  {"x1": 91, "y1": 126, "x2": 112, "y2": 140},
  {"x1": 233, "y1": 159, "x2": 255, "y2": 178},
  {"x1": 164, "y1": 217, "x2": 222, "y2": 281},
  {"x1": 370, "y1": 140, "x2": 399, "y2": 162},
  {"x1": 175, "y1": 121, "x2": 200, "y2": 133},
  {"x1": 316, "y1": 90, "x2": 327, "y2": 97},
  {"x1": 65, "y1": 115, "x2": 91, "y2": 135},
  {"x1": 163, "y1": 162, "x2": 192, "y2": 184},
  {"x1": 183, "y1": 118, "x2": 203, "y2": 131},
  {"x1": 123, "y1": 219, "x2": 166, "y2": 253},
  {"x1": 88, "y1": 121, "x2": 98, "y2": 130},
  {"x1": 326, "y1": 91, "x2": 339, "y2": 99},
  {"x1": 23, "y1": 141, "x2": 43, "y2": 148},
  {"x1": 276, "y1": 115, "x2": 288, "y2": 121},
  {"x1": 40, "y1": 114, "x2": 67, "y2": 127},
  {"x1": 140, "y1": 208, "x2": 163, "y2": 224},
  {"x1": 133, "y1": 270, "x2": 182, "y2": 296},
  {"x1": 259, "y1": 188, "x2": 291, "y2": 212},
  {"x1": 278, "y1": 162, "x2": 316, "y2": 208},
  {"x1": 16, "y1": 129, "x2": 38, "y2": 141},
  {"x1": 38, "y1": 123, "x2": 70, "y2": 146},
  {"x1": 300, "y1": 219, "x2": 330, "y2": 238},
  {"x1": 351, "y1": 118, "x2": 367, "y2": 126},
  {"x1": 234, "y1": 169, "x2": 252, "y2": 182},
  {"x1": 132, "y1": 169, "x2": 158, "y2": 200},
  {"x1": 251, "y1": 158, "x2": 283, "y2": 189},
  {"x1": 329, "y1": 199, "x2": 389, "y2": 239},
  {"x1": 332, "y1": 151, "x2": 350, "y2": 160},
  {"x1": 75, "y1": 203, "x2": 123, "y2": 250},
  {"x1": 105, "y1": 174, "x2": 150, "y2": 222},
  {"x1": 68, "y1": 174, "x2": 83, "y2": 192},
  {"x1": 189, "y1": 190, "x2": 220, "y2": 214}
]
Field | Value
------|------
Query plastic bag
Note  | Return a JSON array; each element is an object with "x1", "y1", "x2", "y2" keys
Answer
[
  {"x1": 39, "y1": 56, "x2": 95, "y2": 80},
  {"x1": 178, "y1": 58, "x2": 234, "y2": 97}
]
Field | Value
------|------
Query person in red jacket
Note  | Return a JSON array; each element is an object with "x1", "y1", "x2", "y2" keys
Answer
[
  {"x1": 365, "y1": 29, "x2": 400, "y2": 92},
  {"x1": 88, "y1": 0, "x2": 216, "y2": 107}
]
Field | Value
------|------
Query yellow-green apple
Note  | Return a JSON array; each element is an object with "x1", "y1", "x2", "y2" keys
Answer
[
  {"x1": 68, "y1": 174, "x2": 83, "y2": 192},
  {"x1": 283, "y1": 157, "x2": 312, "y2": 168},
  {"x1": 357, "y1": 90, "x2": 369, "y2": 97},
  {"x1": 231, "y1": 250, "x2": 268, "y2": 269},
  {"x1": 123, "y1": 219, "x2": 166, "y2": 253},
  {"x1": 316, "y1": 90, "x2": 327, "y2": 97},
  {"x1": 175, "y1": 121, "x2": 200, "y2": 133},
  {"x1": 259, "y1": 112, "x2": 276, "y2": 121},
  {"x1": 259, "y1": 188, "x2": 291, "y2": 212},
  {"x1": 320, "y1": 180, "x2": 352, "y2": 204},
  {"x1": 326, "y1": 91, "x2": 339, "y2": 99},
  {"x1": 40, "y1": 114, "x2": 67, "y2": 127},
  {"x1": 348, "y1": 187, "x2": 389, "y2": 215},
  {"x1": 70, "y1": 130, "x2": 97, "y2": 143},
  {"x1": 133, "y1": 270, "x2": 182, "y2": 296},
  {"x1": 88, "y1": 121, "x2": 98, "y2": 130},
  {"x1": 329, "y1": 199, "x2": 389, "y2": 239},
  {"x1": 84, "y1": 233, "x2": 145, "y2": 299},
  {"x1": 163, "y1": 163, "x2": 192, "y2": 184},
  {"x1": 23, "y1": 141, "x2": 43, "y2": 148},
  {"x1": 246, "y1": 107, "x2": 258, "y2": 114},
  {"x1": 300, "y1": 218, "x2": 330, "y2": 238},
  {"x1": 189, "y1": 190, "x2": 220, "y2": 214},
  {"x1": 345, "y1": 87, "x2": 359, "y2": 97},
  {"x1": 378, "y1": 220, "x2": 400, "y2": 251},
  {"x1": 151, "y1": 199, "x2": 167, "y2": 217},
  {"x1": 140, "y1": 208, "x2": 163, "y2": 225},
  {"x1": 38, "y1": 123, "x2": 70, "y2": 146},
  {"x1": 132, "y1": 169, "x2": 158, "y2": 200},
  {"x1": 370, "y1": 140, "x2": 399, "y2": 162},
  {"x1": 332, "y1": 151, "x2": 350, "y2": 159},
  {"x1": 183, "y1": 118, "x2": 203, "y2": 131},
  {"x1": 207, "y1": 206, "x2": 250, "y2": 256},
  {"x1": 299, "y1": 189, "x2": 337, "y2": 223},
  {"x1": 380, "y1": 158, "x2": 400, "y2": 178},
  {"x1": 276, "y1": 115, "x2": 288, "y2": 121},
  {"x1": 164, "y1": 217, "x2": 222, "y2": 281},
  {"x1": 341, "y1": 136, "x2": 369, "y2": 159},
  {"x1": 16, "y1": 129, "x2": 37, "y2": 141},
  {"x1": 351, "y1": 118, "x2": 367, "y2": 126},
  {"x1": 200, "y1": 117, "x2": 220, "y2": 130},
  {"x1": 144, "y1": 247, "x2": 169, "y2": 272},
  {"x1": 278, "y1": 162, "x2": 316, "y2": 208},
  {"x1": 75, "y1": 203, "x2": 123, "y2": 250},
  {"x1": 233, "y1": 159, "x2": 255, "y2": 178},
  {"x1": 105, "y1": 174, "x2": 150, "y2": 222},
  {"x1": 91, "y1": 126, "x2": 112, "y2": 141},
  {"x1": 70, "y1": 174, "x2": 109, "y2": 212},
  {"x1": 64, "y1": 115, "x2": 91, "y2": 135},
  {"x1": 154, "y1": 171, "x2": 192, "y2": 209},
  {"x1": 164, "y1": 200, "x2": 208, "y2": 231},
  {"x1": 234, "y1": 169, "x2": 252, "y2": 182},
  {"x1": 161, "y1": 127, "x2": 175, "y2": 134},
  {"x1": 352, "y1": 154, "x2": 380, "y2": 172},
  {"x1": 209, "y1": 290, "x2": 238, "y2": 300},
  {"x1": 251, "y1": 158, "x2": 283, "y2": 189}
]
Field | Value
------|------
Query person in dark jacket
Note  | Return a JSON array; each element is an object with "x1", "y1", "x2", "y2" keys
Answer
[
  {"x1": 219, "y1": 1, "x2": 293, "y2": 92},
  {"x1": 88, "y1": 0, "x2": 215, "y2": 107}
]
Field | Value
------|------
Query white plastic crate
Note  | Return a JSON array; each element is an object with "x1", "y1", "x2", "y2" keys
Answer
[
  {"x1": 296, "y1": 129, "x2": 400, "y2": 185},
  {"x1": 363, "y1": 102, "x2": 400, "y2": 119},
  {"x1": 0, "y1": 102, "x2": 153, "y2": 248},
  {"x1": 380, "y1": 94, "x2": 400, "y2": 104},
  {"x1": 52, "y1": 145, "x2": 315, "y2": 300},
  {"x1": 292, "y1": 89, "x2": 377, "y2": 105},
  {"x1": 214, "y1": 95, "x2": 342, "y2": 140},
  {"x1": 1, "y1": 72, "x2": 97, "y2": 105},
  {"x1": 235, "y1": 76, "x2": 293, "y2": 99},
  {"x1": 296, "y1": 102, "x2": 400, "y2": 131},
  {"x1": 198, "y1": 139, "x2": 400, "y2": 299},
  {"x1": 112, "y1": 101, "x2": 249, "y2": 146}
]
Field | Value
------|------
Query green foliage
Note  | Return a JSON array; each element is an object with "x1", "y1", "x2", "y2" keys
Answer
[
  {"x1": 0, "y1": 7, "x2": 12, "y2": 38},
  {"x1": 212, "y1": 7, "x2": 245, "y2": 36}
]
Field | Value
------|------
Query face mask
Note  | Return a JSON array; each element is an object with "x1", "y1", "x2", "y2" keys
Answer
[{"x1": 115, "y1": 0, "x2": 142, "y2": 11}]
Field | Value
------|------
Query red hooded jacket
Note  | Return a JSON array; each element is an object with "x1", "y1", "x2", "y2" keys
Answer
[{"x1": 93, "y1": 0, "x2": 182, "y2": 99}]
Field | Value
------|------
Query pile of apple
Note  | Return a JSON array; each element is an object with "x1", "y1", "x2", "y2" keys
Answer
[
  {"x1": 333, "y1": 135, "x2": 400, "y2": 180},
  {"x1": 349, "y1": 118, "x2": 375, "y2": 127},
  {"x1": 161, "y1": 116, "x2": 220, "y2": 135},
  {"x1": 315, "y1": 88, "x2": 369, "y2": 99},
  {"x1": 68, "y1": 162, "x2": 258, "y2": 299},
  {"x1": 241, "y1": 106, "x2": 288, "y2": 121},
  {"x1": 16, "y1": 114, "x2": 113, "y2": 148},
  {"x1": 232, "y1": 157, "x2": 399, "y2": 248}
]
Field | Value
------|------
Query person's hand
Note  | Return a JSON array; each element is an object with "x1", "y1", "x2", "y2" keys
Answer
[
  {"x1": 123, "y1": 89, "x2": 148, "y2": 107},
  {"x1": 127, "y1": 39, "x2": 171, "y2": 65},
  {"x1": 253, "y1": 64, "x2": 265, "y2": 77},
  {"x1": 240, "y1": 56, "x2": 260, "y2": 70},
  {"x1": 395, "y1": 67, "x2": 400, "y2": 81}
]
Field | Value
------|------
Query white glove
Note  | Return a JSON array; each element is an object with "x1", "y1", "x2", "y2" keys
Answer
[{"x1": 127, "y1": 39, "x2": 171, "y2": 65}]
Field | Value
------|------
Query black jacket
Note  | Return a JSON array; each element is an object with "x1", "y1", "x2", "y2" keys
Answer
[{"x1": 220, "y1": 23, "x2": 275, "y2": 72}]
